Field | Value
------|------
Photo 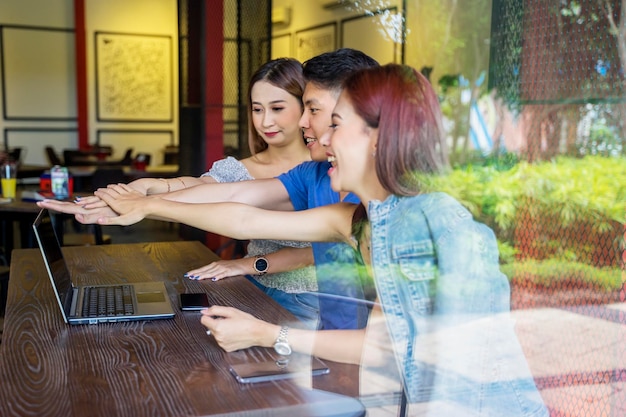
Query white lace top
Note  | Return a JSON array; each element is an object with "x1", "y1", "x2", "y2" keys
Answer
[{"x1": 202, "y1": 157, "x2": 317, "y2": 293}]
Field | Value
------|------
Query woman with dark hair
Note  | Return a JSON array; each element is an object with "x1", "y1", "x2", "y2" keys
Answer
[
  {"x1": 43, "y1": 64, "x2": 547, "y2": 415},
  {"x1": 244, "y1": 57, "x2": 307, "y2": 155},
  {"x1": 187, "y1": 57, "x2": 318, "y2": 327}
]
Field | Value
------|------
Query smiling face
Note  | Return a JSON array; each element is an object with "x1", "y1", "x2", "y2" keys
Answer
[
  {"x1": 298, "y1": 83, "x2": 339, "y2": 162},
  {"x1": 250, "y1": 81, "x2": 303, "y2": 147},
  {"x1": 321, "y1": 91, "x2": 381, "y2": 199}
]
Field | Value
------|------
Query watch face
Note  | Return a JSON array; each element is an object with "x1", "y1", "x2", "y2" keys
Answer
[
  {"x1": 255, "y1": 258, "x2": 268, "y2": 272},
  {"x1": 274, "y1": 341, "x2": 292, "y2": 356}
]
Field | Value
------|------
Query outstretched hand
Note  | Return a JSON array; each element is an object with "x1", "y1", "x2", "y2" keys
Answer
[
  {"x1": 93, "y1": 183, "x2": 151, "y2": 226},
  {"x1": 73, "y1": 179, "x2": 150, "y2": 209},
  {"x1": 200, "y1": 306, "x2": 276, "y2": 352},
  {"x1": 37, "y1": 199, "x2": 120, "y2": 224}
]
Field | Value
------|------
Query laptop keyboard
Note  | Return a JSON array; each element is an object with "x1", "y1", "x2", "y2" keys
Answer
[{"x1": 82, "y1": 285, "x2": 135, "y2": 317}]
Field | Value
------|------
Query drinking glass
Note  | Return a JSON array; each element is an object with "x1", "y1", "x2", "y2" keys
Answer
[{"x1": 1, "y1": 161, "x2": 17, "y2": 200}]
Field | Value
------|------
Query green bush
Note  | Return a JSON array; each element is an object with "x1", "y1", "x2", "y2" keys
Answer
[
  {"x1": 501, "y1": 258, "x2": 622, "y2": 291},
  {"x1": 414, "y1": 155, "x2": 626, "y2": 287},
  {"x1": 417, "y1": 155, "x2": 626, "y2": 232}
]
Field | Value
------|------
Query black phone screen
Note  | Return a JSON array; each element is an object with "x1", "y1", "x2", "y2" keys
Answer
[{"x1": 180, "y1": 293, "x2": 210, "y2": 311}]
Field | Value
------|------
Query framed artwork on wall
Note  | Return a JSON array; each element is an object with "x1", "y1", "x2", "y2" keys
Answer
[
  {"x1": 1, "y1": 26, "x2": 76, "y2": 121},
  {"x1": 295, "y1": 23, "x2": 336, "y2": 63},
  {"x1": 95, "y1": 32, "x2": 173, "y2": 122},
  {"x1": 341, "y1": 7, "x2": 402, "y2": 65}
]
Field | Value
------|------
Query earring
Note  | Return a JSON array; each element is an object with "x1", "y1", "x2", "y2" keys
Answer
[{"x1": 372, "y1": 149, "x2": 376, "y2": 157}]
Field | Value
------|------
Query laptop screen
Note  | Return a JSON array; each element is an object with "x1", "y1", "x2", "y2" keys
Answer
[{"x1": 33, "y1": 209, "x2": 73, "y2": 315}]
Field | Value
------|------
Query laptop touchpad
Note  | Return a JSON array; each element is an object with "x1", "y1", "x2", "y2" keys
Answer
[{"x1": 137, "y1": 291, "x2": 166, "y2": 303}]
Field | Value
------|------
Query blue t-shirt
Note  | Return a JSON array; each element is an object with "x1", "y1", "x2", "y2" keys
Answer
[{"x1": 278, "y1": 161, "x2": 371, "y2": 330}]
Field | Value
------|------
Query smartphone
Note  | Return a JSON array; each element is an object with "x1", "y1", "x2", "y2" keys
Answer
[
  {"x1": 229, "y1": 356, "x2": 330, "y2": 384},
  {"x1": 180, "y1": 293, "x2": 210, "y2": 311}
]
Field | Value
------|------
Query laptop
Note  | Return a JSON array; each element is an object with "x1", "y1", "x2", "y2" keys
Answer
[{"x1": 32, "y1": 209, "x2": 175, "y2": 325}]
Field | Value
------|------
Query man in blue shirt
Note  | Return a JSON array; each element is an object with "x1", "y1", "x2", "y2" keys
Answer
[{"x1": 274, "y1": 49, "x2": 378, "y2": 329}]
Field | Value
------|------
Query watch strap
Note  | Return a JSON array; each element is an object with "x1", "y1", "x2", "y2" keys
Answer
[
  {"x1": 273, "y1": 325, "x2": 291, "y2": 356},
  {"x1": 276, "y1": 325, "x2": 289, "y2": 343}
]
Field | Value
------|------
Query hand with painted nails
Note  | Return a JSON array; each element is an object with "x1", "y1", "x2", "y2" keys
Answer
[
  {"x1": 72, "y1": 194, "x2": 107, "y2": 208},
  {"x1": 185, "y1": 258, "x2": 254, "y2": 281},
  {"x1": 69, "y1": 179, "x2": 158, "y2": 209}
]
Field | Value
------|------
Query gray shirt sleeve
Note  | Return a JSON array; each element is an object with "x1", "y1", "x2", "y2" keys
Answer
[{"x1": 201, "y1": 156, "x2": 254, "y2": 182}]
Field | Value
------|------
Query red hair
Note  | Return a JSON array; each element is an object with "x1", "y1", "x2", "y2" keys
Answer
[{"x1": 342, "y1": 64, "x2": 448, "y2": 196}]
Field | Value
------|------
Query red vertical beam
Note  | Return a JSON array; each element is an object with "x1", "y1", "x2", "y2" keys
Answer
[
  {"x1": 203, "y1": 0, "x2": 224, "y2": 251},
  {"x1": 74, "y1": 0, "x2": 88, "y2": 150},
  {"x1": 204, "y1": 0, "x2": 224, "y2": 167}
]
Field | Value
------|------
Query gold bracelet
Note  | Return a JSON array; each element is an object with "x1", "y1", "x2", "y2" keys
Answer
[{"x1": 159, "y1": 178, "x2": 170, "y2": 193}]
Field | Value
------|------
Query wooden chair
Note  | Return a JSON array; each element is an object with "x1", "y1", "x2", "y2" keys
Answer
[
  {"x1": 7, "y1": 148, "x2": 22, "y2": 164},
  {"x1": 102, "y1": 148, "x2": 134, "y2": 167},
  {"x1": 45, "y1": 146, "x2": 64, "y2": 166},
  {"x1": 63, "y1": 149, "x2": 93, "y2": 166},
  {"x1": 118, "y1": 148, "x2": 134, "y2": 166}
]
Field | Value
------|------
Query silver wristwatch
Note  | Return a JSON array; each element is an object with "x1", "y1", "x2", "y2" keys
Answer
[{"x1": 273, "y1": 326, "x2": 292, "y2": 356}]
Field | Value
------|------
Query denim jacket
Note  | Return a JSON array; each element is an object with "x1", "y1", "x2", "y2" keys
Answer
[{"x1": 368, "y1": 192, "x2": 548, "y2": 416}]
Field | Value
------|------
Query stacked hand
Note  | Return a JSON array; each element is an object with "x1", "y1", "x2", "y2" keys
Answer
[
  {"x1": 93, "y1": 184, "x2": 152, "y2": 225},
  {"x1": 37, "y1": 184, "x2": 150, "y2": 226}
]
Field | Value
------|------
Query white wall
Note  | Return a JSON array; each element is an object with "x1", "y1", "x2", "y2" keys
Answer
[{"x1": 0, "y1": 0, "x2": 178, "y2": 167}]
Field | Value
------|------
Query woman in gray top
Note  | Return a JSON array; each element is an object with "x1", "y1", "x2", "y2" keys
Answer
[{"x1": 184, "y1": 58, "x2": 319, "y2": 327}]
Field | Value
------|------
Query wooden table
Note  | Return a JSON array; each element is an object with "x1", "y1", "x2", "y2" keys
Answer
[{"x1": 0, "y1": 241, "x2": 362, "y2": 417}]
